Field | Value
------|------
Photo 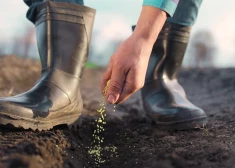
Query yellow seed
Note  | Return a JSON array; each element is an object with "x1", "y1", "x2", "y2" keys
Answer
[{"x1": 87, "y1": 79, "x2": 118, "y2": 166}]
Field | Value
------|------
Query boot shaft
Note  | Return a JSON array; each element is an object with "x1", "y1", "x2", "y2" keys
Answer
[
  {"x1": 132, "y1": 23, "x2": 191, "y2": 82},
  {"x1": 34, "y1": 1, "x2": 96, "y2": 78},
  {"x1": 156, "y1": 23, "x2": 191, "y2": 80}
]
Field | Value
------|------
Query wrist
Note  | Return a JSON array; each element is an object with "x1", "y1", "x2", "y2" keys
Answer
[
  {"x1": 131, "y1": 32, "x2": 155, "y2": 46},
  {"x1": 127, "y1": 34, "x2": 155, "y2": 60},
  {"x1": 133, "y1": 6, "x2": 167, "y2": 44},
  {"x1": 132, "y1": 30, "x2": 156, "y2": 45}
]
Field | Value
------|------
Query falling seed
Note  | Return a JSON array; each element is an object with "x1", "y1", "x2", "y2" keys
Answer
[{"x1": 87, "y1": 80, "x2": 118, "y2": 166}]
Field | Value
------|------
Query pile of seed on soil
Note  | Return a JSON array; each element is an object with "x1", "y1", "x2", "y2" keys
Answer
[{"x1": 1, "y1": 56, "x2": 235, "y2": 168}]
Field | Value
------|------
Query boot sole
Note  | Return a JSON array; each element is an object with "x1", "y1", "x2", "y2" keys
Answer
[
  {"x1": 153, "y1": 117, "x2": 208, "y2": 131},
  {"x1": 0, "y1": 112, "x2": 82, "y2": 131}
]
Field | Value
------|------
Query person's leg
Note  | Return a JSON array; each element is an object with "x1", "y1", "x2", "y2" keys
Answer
[
  {"x1": 0, "y1": 0, "x2": 95, "y2": 130},
  {"x1": 24, "y1": 0, "x2": 84, "y2": 23},
  {"x1": 141, "y1": 0, "x2": 207, "y2": 130},
  {"x1": 167, "y1": 0, "x2": 203, "y2": 26},
  {"x1": 144, "y1": 0, "x2": 203, "y2": 82}
]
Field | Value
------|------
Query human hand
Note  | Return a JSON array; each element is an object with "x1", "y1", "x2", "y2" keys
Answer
[
  {"x1": 100, "y1": 6, "x2": 166, "y2": 104},
  {"x1": 101, "y1": 35, "x2": 153, "y2": 104}
]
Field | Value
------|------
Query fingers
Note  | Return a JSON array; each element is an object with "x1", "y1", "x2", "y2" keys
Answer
[
  {"x1": 116, "y1": 68, "x2": 144, "y2": 104},
  {"x1": 101, "y1": 61, "x2": 112, "y2": 96},
  {"x1": 102, "y1": 62, "x2": 144, "y2": 104},
  {"x1": 106, "y1": 64, "x2": 130, "y2": 104},
  {"x1": 115, "y1": 81, "x2": 134, "y2": 104}
]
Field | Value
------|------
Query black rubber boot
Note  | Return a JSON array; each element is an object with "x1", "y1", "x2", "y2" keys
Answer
[
  {"x1": 133, "y1": 23, "x2": 207, "y2": 130},
  {"x1": 0, "y1": 1, "x2": 96, "y2": 130}
]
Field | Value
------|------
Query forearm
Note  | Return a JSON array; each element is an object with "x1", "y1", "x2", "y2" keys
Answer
[{"x1": 133, "y1": 6, "x2": 167, "y2": 45}]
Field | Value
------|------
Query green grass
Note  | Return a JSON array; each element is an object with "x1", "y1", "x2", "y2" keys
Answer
[{"x1": 85, "y1": 62, "x2": 99, "y2": 69}]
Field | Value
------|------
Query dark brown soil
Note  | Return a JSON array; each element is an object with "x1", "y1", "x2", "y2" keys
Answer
[{"x1": 1, "y1": 56, "x2": 235, "y2": 168}]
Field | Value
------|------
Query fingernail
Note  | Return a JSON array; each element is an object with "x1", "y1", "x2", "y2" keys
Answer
[{"x1": 108, "y1": 95, "x2": 115, "y2": 104}]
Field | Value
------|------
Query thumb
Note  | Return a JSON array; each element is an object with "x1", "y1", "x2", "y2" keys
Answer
[{"x1": 106, "y1": 66, "x2": 128, "y2": 104}]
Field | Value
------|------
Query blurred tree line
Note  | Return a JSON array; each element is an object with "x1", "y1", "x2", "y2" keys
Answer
[
  {"x1": 187, "y1": 30, "x2": 217, "y2": 68},
  {"x1": 0, "y1": 25, "x2": 38, "y2": 59},
  {"x1": 0, "y1": 27, "x2": 218, "y2": 68}
]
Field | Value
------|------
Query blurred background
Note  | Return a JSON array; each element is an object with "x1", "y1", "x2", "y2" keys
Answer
[{"x1": 0, "y1": 0, "x2": 235, "y2": 68}]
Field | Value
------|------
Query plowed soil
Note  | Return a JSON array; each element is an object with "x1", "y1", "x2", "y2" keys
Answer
[{"x1": 1, "y1": 56, "x2": 235, "y2": 168}]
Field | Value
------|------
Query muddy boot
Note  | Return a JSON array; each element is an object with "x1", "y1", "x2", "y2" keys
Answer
[
  {"x1": 134, "y1": 22, "x2": 207, "y2": 130},
  {"x1": 0, "y1": 1, "x2": 96, "y2": 130}
]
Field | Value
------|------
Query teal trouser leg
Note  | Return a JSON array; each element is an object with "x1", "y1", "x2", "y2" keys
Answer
[
  {"x1": 167, "y1": 0, "x2": 203, "y2": 26},
  {"x1": 24, "y1": 0, "x2": 84, "y2": 23}
]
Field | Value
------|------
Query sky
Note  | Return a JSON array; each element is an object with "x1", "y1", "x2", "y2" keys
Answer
[{"x1": 0, "y1": 0, "x2": 235, "y2": 67}]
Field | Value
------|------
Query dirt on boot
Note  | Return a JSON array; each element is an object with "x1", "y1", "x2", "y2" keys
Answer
[{"x1": 1, "y1": 56, "x2": 235, "y2": 168}]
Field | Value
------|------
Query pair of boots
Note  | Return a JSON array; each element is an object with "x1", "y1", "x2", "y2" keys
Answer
[{"x1": 0, "y1": 2, "x2": 207, "y2": 130}]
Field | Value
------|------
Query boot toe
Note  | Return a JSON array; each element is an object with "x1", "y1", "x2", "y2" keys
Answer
[
  {"x1": 190, "y1": 107, "x2": 207, "y2": 120},
  {"x1": 145, "y1": 104, "x2": 207, "y2": 130},
  {"x1": 153, "y1": 106, "x2": 207, "y2": 123}
]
